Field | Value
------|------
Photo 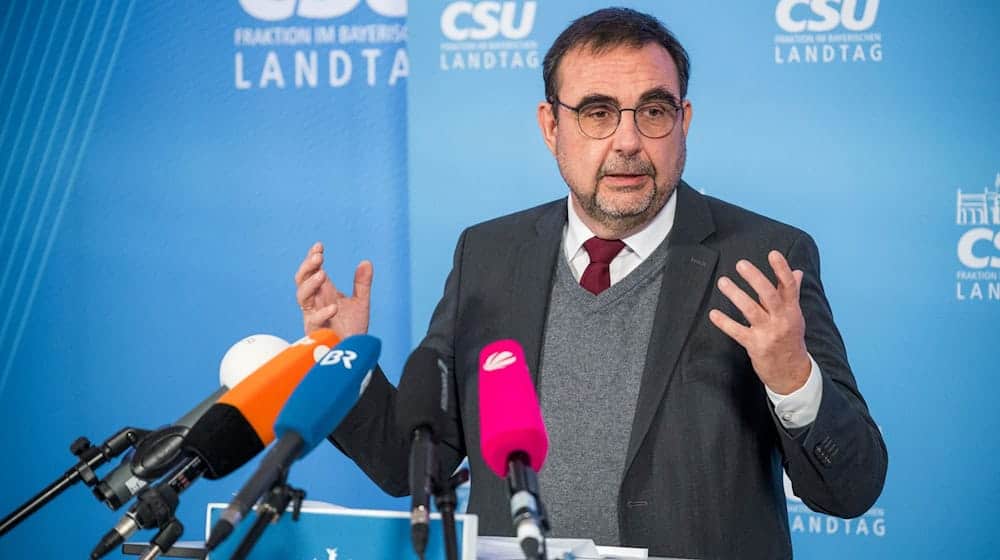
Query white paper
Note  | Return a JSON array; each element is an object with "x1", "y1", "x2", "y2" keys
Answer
[{"x1": 478, "y1": 536, "x2": 648, "y2": 559}]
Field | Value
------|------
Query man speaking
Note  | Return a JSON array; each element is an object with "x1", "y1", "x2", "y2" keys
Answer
[{"x1": 293, "y1": 7, "x2": 887, "y2": 559}]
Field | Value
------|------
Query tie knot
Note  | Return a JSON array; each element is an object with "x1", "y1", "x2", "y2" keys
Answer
[{"x1": 583, "y1": 237, "x2": 626, "y2": 265}]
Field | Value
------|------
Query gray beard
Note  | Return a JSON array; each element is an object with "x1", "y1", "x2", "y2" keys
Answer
[
  {"x1": 575, "y1": 183, "x2": 660, "y2": 232},
  {"x1": 571, "y1": 143, "x2": 685, "y2": 237}
]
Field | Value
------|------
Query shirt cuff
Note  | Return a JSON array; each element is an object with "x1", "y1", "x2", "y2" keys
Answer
[{"x1": 765, "y1": 354, "x2": 823, "y2": 429}]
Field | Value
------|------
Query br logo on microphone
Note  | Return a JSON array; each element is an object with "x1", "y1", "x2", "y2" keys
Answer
[
  {"x1": 320, "y1": 349, "x2": 359, "y2": 369},
  {"x1": 483, "y1": 350, "x2": 516, "y2": 372}
]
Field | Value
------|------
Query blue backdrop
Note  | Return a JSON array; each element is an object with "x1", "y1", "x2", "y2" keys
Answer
[
  {"x1": 0, "y1": 1, "x2": 410, "y2": 557},
  {"x1": 2, "y1": 1, "x2": 999, "y2": 558}
]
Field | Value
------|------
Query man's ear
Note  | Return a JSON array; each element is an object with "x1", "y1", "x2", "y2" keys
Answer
[
  {"x1": 537, "y1": 101, "x2": 558, "y2": 156},
  {"x1": 681, "y1": 98, "x2": 693, "y2": 137}
]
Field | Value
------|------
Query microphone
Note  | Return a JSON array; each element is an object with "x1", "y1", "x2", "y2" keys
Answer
[
  {"x1": 204, "y1": 334, "x2": 381, "y2": 552},
  {"x1": 219, "y1": 334, "x2": 294, "y2": 389},
  {"x1": 92, "y1": 332, "x2": 333, "y2": 560},
  {"x1": 182, "y1": 329, "x2": 341, "y2": 479},
  {"x1": 478, "y1": 339, "x2": 550, "y2": 560},
  {"x1": 395, "y1": 347, "x2": 449, "y2": 560},
  {"x1": 93, "y1": 334, "x2": 290, "y2": 509},
  {"x1": 90, "y1": 456, "x2": 205, "y2": 559}
]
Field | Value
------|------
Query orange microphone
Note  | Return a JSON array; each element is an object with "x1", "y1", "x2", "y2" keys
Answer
[{"x1": 183, "y1": 329, "x2": 341, "y2": 479}]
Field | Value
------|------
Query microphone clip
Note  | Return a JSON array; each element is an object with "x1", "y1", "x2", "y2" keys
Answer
[
  {"x1": 71, "y1": 427, "x2": 151, "y2": 487},
  {"x1": 230, "y1": 479, "x2": 306, "y2": 560},
  {"x1": 432, "y1": 467, "x2": 469, "y2": 512}
]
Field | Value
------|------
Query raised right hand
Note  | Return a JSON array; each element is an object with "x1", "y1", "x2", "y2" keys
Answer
[{"x1": 294, "y1": 241, "x2": 373, "y2": 337}]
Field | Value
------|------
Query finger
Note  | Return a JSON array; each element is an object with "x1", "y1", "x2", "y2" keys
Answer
[
  {"x1": 311, "y1": 302, "x2": 338, "y2": 323},
  {"x1": 793, "y1": 269, "x2": 804, "y2": 289},
  {"x1": 736, "y1": 259, "x2": 780, "y2": 311},
  {"x1": 352, "y1": 260, "x2": 373, "y2": 302},
  {"x1": 303, "y1": 241, "x2": 323, "y2": 260},
  {"x1": 716, "y1": 276, "x2": 768, "y2": 325},
  {"x1": 768, "y1": 250, "x2": 798, "y2": 298},
  {"x1": 294, "y1": 246, "x2": 325, "y2": 285},
  {"x1": 304, "y1": 303, "x2": 337, "y2": 334},
  {"x1": 709, "y1": 309, "x2": 752, "y2": 347},
  {"x1": 296, "y1": 269, "x2": 327, "y2": 308}
]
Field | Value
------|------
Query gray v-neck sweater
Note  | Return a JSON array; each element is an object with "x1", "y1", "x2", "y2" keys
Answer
[{"x1": 537, "y1": 236, "x2": 671, "y2": 545}]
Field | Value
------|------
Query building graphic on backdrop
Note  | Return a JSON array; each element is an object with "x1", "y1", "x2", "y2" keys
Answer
[
  {"x1": 233, "y1": 0, "x2": 409, "y2": 90},
  {"x1": 955, "y1": 173, "x2": 1000, "y2": 301},
  {"x1": 784, "y1": 472, "x2": 887, "y2": 538},
  {"x1": 773, "y1": 0, "x2": 883, "y2": 64},
  {"x1": 957, "y1": 180, "x2": 1000, "y2": 226},
  {"x1": 438, "y1": 1, "x2": 540, "y2": 72}
]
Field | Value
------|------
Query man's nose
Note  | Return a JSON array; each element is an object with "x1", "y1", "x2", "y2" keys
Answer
[{"x1": 611, "y1": 110, "x2": 642, "y2": 155}]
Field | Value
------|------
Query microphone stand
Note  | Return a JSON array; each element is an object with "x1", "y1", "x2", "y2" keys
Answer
[
  {"x1": 91, "y1": 456, "x2": 206, "y2": 559},
  {"x1": 507, "y1": 453, "x2": 549, "y2": 560},
  {"x1": 137, "y1": 518, "x2": 184, "y2": 560},
  {"x1": 230, "y1": 477, "x2": 305, "y2": 560},
  {"x1": 0, "y1": 426, "x2": 149, "y2": 537},
  {"x1": 433, "y1": 468, "x2": 469, "y2": 560}
]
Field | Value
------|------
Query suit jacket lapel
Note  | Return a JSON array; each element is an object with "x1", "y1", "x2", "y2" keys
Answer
[
  {"x1": 506, "y1": 201, "x2": 565, "y2": 386},
  {"x1": 624, "y1": 183, "x2": 719, "y2": 473}
]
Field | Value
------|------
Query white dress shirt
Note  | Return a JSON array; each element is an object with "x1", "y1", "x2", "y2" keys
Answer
[{"x1": 561, "y1": 192, "x2": 822, "y2": 429}]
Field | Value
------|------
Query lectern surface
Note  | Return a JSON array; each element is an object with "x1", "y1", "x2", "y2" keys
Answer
[{"x1": 121, "y1": 540, "x2": 205, "y2": 558}]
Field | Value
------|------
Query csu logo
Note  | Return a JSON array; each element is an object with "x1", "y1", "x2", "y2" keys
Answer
[
  {"x1": 775, "y1": 0, "x2": 879, "y2": 32},
  {"x1": 958, "y1": 229, "x2": 1000, "y2": 269},
  {"x1": 441, "y1": 1, "x2": 537, "y2": 41},
  {"x1": 956, "y1": 176, "x2": 1000, "y2": 270},
  {"x1": 239, "y1": 0, "x2": 406, "y2": 20}
]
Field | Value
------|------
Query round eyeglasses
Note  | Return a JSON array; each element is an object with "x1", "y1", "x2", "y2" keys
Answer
[{"x1": 550, "y1": 97, "x2": 683, "y2": 139}]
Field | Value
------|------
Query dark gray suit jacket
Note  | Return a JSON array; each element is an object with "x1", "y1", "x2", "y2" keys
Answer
[{"x1": 331, "y1": 182, "x2": 887, "y2": 559}]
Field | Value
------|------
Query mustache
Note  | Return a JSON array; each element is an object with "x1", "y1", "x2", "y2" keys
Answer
[{"x1": 598, "y1": 158, "x2": 655, "y2": 178}]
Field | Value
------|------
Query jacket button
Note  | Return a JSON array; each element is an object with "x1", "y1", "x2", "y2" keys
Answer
[{"x1": 813, "y1": 444, "x2": 832, "y2": 467}]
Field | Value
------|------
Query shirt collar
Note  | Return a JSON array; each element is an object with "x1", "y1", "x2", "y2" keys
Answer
[{"x1": 564, "y1": 188, "x2": 677, "y2": 261}]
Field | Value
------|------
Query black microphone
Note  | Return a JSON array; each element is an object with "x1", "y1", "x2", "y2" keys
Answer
[
  {"x1": 93, "y1": 389, "x2": 224, "y2": 509},
  {"x1": 182, "y1": 330, "x2": 341, "y2": 481},
  {"x1": 93, "y1": 334, "x2": 289, "y2": 510},
  {"x1": 90, "y1": 456, "x2": 206, "y2": 560},
  {"x1": 396, "y1": 347, "x2": 450, "y2": 560}
]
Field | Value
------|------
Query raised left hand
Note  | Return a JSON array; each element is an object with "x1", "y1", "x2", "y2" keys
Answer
[{"x1": 709, "y1": 250, "x2": 811, "y2": 395}]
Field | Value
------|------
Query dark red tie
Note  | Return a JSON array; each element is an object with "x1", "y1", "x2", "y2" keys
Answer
[{"x1": 580, "y1": 237, "x2": 626, "y2": 295}]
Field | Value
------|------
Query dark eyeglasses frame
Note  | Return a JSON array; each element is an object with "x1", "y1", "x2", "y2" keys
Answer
[{"x1": 549, "y1": 96, "x2": 684, "y2": 140}]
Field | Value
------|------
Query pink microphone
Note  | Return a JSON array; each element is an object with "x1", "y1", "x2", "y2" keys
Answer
[{"x1": 478, "y1": 339, "x2": 550, "y2": 560}]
